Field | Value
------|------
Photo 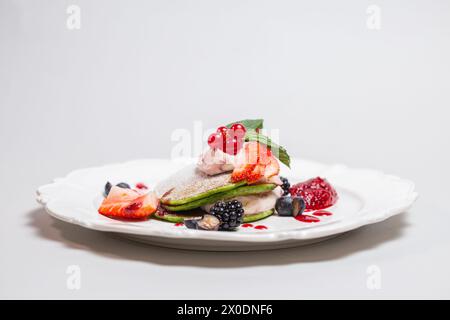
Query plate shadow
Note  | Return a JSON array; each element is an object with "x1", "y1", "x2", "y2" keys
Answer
[{"x1": 26, "y1": 208, "x2": 410, "y2": 268}]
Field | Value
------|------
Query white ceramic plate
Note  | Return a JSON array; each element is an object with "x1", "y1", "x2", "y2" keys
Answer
[{"x1": 36, "y1": 158, "x2": 417, "y2": 251}]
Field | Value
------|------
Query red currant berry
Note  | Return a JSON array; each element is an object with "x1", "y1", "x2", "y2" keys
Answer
[
  {"x1": 208, "y1": 132, "x2": 224, "y2": 149},
  {"x1": 207, "y1": 133, "x2": 217, "y2": 148},
  {"x1": 223, "y1": 137, "x2": 235, "y2": 155},
  {"x1": 217, "y1": 133, "x2": 226, "y2": 151},
  {"x1": 230, "y1": 123, "x2": 247, "y2": 138},
  {"x1": 216, "y1": 126, "x2": 229, "y2": 136},
  {"x1": 223, "y1": 136, "x2": 243, "y2": 155}
]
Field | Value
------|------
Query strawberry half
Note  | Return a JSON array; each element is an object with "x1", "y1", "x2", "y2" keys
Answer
[
  {"x1": 231, "y1": 163, "x2": 263, "y2": 184},
  {"x1": 98, "y1": 186, "x2": 159, "y2": 219},
  {"x1": 231, "y1": 142, "x2": 280, "y2": 184},
  {"x1": 263, "y1": 156, "x2": 280, "y2": 179}
]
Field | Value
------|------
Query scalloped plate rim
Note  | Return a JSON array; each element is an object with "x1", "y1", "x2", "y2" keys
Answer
[{"x1": 36, "y1": 158, "x2": 418, "y2": 245}]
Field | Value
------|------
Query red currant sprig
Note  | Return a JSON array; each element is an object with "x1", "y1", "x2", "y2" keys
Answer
[{"x1": 207, "y1": 123, "x2": 247, "y2": 155}]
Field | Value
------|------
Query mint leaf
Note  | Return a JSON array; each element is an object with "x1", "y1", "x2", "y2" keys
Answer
[
  {"x1": 226, "y1": 119, "x2": 264, "y2": 130},
  {"x1": 245, "y1": 130, "x2": 291, "y2": 168}
]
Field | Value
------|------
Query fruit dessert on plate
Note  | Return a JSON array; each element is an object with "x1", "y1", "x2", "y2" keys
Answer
[
  {"x1": 97, "y1": 119, "x2": 339, "y2": 231},
  {"x1": 99, "y1": 182, "x2": 159, "y2": 220}
]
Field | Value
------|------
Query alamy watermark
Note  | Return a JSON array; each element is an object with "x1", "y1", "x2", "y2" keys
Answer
[
  {"x1": 366, "y1": 264, "x2": 382, "y2": 290},
  {"x1": 170, "y1": 121, "x2": 281, "y2": 163},
  {"x1": 366, "y1": 5, "x2": 382, "y2": 30},
  {"x1": 66, "y1": 265, "x2": 81, "y2": 290},
  {"x1": 66, "y1": 5, "x2": 81, "y2": 30}
]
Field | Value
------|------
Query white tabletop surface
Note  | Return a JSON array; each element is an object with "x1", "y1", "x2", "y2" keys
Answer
[{"x1": 1, "y1": 0, "x2": 449, "y2": 299}]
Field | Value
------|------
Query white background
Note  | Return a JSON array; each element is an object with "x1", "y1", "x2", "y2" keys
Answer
[{"x1": 1, "y1": 0, "x2": 449, "y2": 299}]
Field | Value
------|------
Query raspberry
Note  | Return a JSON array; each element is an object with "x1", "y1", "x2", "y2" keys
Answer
[{"x1": 289, "y1": 177, "x2": 338, "y2": 211}]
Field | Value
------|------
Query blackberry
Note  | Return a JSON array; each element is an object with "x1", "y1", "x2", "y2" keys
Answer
[
  {"x1": 210, "y1": 200, "x2": 244, "y2": 231},
  {"x1": 280, "y1": 176, "x2": 291, "y2": 196},
  {"x1": 104, "y1": 182, "x2": 113, "y2": 197}
]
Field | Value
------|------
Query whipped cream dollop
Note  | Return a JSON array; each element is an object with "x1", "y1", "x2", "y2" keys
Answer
[
  {"x1": 197, "y1": 146, "x2": 283, "y2": 185},
  {"x1": 197, "y1": 148, "x2": 237, "y2": 176}
]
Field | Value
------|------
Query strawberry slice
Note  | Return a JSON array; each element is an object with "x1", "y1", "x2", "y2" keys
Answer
[
  {"x1": 231, "y1": 142, "x2": 280, "y2": 183},
  {"x1": 231, "y1": 163, "x2": 264, "y2": 184},
  {"x1": 264, "y1": 155, "x2": 280, "y2": 178},
  {"x1": 98, "y1": 186, "x2": 158, "y2": 219},
  {"x1": 231, "y1": 163, "x2": 257, "y2": 183},
  {"x1": 248, "y1": 163, "x2": 266, "y2": 183},
  {"x1": 242, "y1": 141, "x2": 271, "y2": 165}
]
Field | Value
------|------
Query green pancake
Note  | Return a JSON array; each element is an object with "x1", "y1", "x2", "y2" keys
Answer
[
  {"x1": 242, "y1": 209, "x2": 274, "y2": 222},
  {"x1": 155, "y1": 165, "x2": 279, "y2": 222},
  {"x1": 154, "y1": 209, "x2": 274, "y2": 224},
  {"x1": 156, "y1": 165, "x2": 246, "y2": 206},
  {"x1": 163, "y1": 183, "x2": 276, "y2": 212},
  {"x1": 153, "y1": 208, "x2": 204, "y2": 223}
]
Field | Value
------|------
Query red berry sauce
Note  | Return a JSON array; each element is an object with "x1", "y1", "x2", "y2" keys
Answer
[
  {"x1": 174, "y1": 222, "x2": 184, "y2": 227},
  {"x1": 135, "y1": 182, "x2": 148, "y2": 190},
  {"x1": 241, "y1": 223, "x2": 254, "y2": 228},
  {"x1": 313, "y1": 210, "x2": 333, "y2": 217},
  {"x1": 290, "y1": 177, "x2": 338, "y2": 211},
  {"x1": 254, "y1": 225, "x2": 268, "y2": 230},
  {"x1": 295, "y1": 215, "x2": 320, "y2": 223}
]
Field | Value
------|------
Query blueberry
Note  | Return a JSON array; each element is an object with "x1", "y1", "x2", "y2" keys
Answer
[
  {"x1": 116, "y1": 182, "x2": 131, "y2": 189},
  {"x1": 104, "y1": 181, "x2": 130, "y2": 197},
  {"x1": 275, "y1": 196, "x2": 293, "y2": 216},
  {"x1": 104, "y1": 181, "x2": 113, "y2": 197},
  {"x1": 292, "y1": 196, "x2": 306, "y2": 217},
  {"x1": 275, "y1": 196, "x2": 305, "y2": 217},
  {"x1": 184, "y1": 219, "x2": 199, "y2": 230}
]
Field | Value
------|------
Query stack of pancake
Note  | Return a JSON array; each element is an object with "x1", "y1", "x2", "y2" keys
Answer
[{"x1": 154, "y1": 164, "x2": 282, "y2": 223}]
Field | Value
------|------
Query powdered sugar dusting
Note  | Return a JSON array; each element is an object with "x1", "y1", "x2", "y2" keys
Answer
[{"x1": 154, "y1": 164, "x2": 235, "y2": 203}]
